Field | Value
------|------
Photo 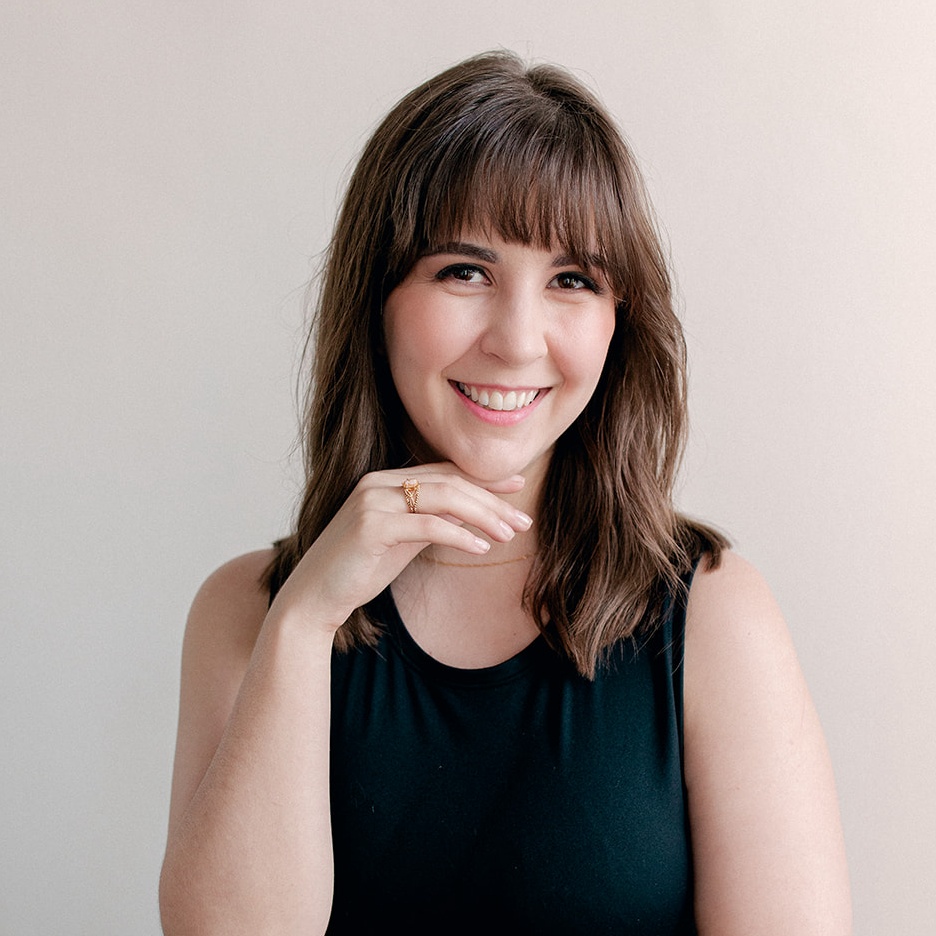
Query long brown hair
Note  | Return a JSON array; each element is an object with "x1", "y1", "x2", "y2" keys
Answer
[{"x1": 265, "y1": 50, "x2": 726, "y2": 677}]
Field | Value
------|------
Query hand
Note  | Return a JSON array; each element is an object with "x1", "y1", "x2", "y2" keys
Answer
[{"x1": 268, "y1": 463, "x2": 532, "y2": 634}]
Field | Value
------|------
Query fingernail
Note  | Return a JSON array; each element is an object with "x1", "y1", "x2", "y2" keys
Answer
[
  {"x1": 514, "y1": 511, "x2": 533, "y2": 530},
  {"x1": 474, "y1": 537, "x2": 491, "y2": 552},
  {"x1": 499, "y1": 521, "x2": 515, "y2": 539}
]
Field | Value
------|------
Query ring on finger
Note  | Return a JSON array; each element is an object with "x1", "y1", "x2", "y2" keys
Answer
[{"x1": 401, "y1": 478, "x2": 420, "y2": 513}]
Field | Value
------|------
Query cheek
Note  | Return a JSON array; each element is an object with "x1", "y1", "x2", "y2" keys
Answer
[
  {"x1": 385, "y1": 306, "x2": 472, "y2": 386},
  {"x1": 383, "y1": 298, "x2": 429, "y2": 385},
  {"x1": 592, "y1": 318, "x2": 617, "y2": 367},
  {"x1": 386, "y1": 330, "x2": 459, "y2": 388},
  {"x1": 564, "y1": 313, "x2": 617, "y2": 386}
]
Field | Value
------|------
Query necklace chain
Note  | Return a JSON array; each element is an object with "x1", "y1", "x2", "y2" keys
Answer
[{"x1": 417, "y1": 551, "x2": 535, "y2": 568}]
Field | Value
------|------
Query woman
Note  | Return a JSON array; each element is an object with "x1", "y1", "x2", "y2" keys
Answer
[{"x1": 159, "y1": 51, "x2": 851, "y2": 934}]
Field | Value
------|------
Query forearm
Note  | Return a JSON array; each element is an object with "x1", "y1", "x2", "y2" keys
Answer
[{"x1": 159, "y1": 613, "x2": 336, "y2": 936}]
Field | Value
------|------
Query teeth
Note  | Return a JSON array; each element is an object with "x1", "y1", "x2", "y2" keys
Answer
[{"x1": 457, "y1": 383, "x2": 539, "y2": 412}]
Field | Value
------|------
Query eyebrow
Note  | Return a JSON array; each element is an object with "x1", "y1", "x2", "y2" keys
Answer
[
  {"x1": 424, "y1": 241, "x2": 606, "y2": 272},
  {"x1": 423, "y1": 242, "x2": 499, "y2": 263}
]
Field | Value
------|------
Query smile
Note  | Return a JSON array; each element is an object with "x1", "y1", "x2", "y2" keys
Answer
[{"x1": 456, "y1": 382, "x2": 541, "y2": 412}]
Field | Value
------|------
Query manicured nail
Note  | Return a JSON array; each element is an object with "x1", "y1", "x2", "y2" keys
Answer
[
  {"x1": 514, "y1": 511, "x2": 533, "y2": 530},
  {"x1": 499, "y1": 520, "x2": 515, "y2": 539},
  {"x1": 474, "y1": 537, "x2": 491, "y2": 552}
]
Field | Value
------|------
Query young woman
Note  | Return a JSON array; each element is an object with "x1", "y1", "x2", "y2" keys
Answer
[{"x1": 159, "y1": 51, "x2": 851, "y2": 935}]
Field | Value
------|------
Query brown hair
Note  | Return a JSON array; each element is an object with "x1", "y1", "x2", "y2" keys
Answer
[{"x1": 265, "y1": 50, "x2": 726, "y2": 677}]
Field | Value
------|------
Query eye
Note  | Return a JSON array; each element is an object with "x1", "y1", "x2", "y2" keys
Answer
[
  {"x1": 435, "y1": 263, "x2": 488, "y2": 285},
  {"x1": 550, "y1": 271, "x2": 602, "y2": 293}
]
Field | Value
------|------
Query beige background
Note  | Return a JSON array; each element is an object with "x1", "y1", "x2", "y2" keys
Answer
[{"x1": 2, "y1": 1, "x2": 934, "y2": 933}]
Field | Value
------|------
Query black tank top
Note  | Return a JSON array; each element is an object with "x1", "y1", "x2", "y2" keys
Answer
[{"x1": 325, "y1": 581, "x2": 697, "y2": 935}]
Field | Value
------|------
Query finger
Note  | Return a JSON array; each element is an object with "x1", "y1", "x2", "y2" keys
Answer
[
  {"x1": 402, "y1": 513, "x2": 494, "y2": 555},
  {"x1": 388, "y1": 477, "x2": 532, "y2": 542},
  {"x1": 387, "y1": 466, "x2": 528, "y2": 520},
  {"x1": 388, "y1": 462, "x2": 526, "y2": 495}
]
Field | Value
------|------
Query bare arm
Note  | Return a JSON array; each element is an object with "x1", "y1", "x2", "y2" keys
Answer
[
  {"x1": 158, "y1": 551, "x2": 338, "y2": 934},
  {"x1": 158, "y1": 466, "x2": 532, "y2": 935},
  {"x1": 684, "y1": 552, "x2": 852, "y2": 935}
]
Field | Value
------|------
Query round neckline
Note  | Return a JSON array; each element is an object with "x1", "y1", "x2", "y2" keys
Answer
[{"x1": 373, "y1": 587, "x2": 554, "y2": 688}]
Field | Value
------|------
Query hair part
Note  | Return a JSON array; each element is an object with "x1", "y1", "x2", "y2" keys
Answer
[{"x1": 265, "y1": 50, "x2": 727, "y2": 678}]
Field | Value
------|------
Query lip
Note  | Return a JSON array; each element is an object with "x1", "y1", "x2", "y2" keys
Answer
[{"x1": 449, "y1": 380, "x2": 548, "y2": 425}]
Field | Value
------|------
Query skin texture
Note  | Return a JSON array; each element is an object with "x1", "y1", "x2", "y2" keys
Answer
[{"x1": 160, "y1": 237, "x2": 852, "y2": 934}]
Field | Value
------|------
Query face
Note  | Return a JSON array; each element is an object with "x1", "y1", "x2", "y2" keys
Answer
[{"x1": 382, "y1": 232, "x2": 617, "y2": 486}]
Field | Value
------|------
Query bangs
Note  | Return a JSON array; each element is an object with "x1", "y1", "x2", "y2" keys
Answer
[{"x1": 386, "y1": 100, "x2": 630, "y2": 294}]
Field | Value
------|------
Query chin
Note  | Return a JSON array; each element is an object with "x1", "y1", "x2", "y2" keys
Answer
[{"x1": 450, "y1": 446, "x2": 552, "y2": 485}]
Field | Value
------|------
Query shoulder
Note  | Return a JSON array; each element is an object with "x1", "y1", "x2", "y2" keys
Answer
[
  {"x1": 686, "y1": 548, "x2": 779, "y2": 632},
  {"x1": 682, "y1": 551, "x2": 852, "y2": 933},
  {"x1": 181, "y1": 550, "x2": 275, "y2": 698},
  {"x1": 189, "y1": 549, "x2": 274, "y2": 633},
  {"x1": 166, "y1": 550, "x2": 275, "y2": 835},
  {"x1": 683, "y1": 549, "x2": 804, "y2": 750},
  {"x1": 684, "y1": 550, "x2": 795, "y2": 682}
]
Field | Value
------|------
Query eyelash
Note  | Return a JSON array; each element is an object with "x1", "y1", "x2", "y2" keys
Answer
[
  {"x1": 552, "y1": 271, "x2": 602, "y2": 294},
  {"x1": 435, "y1": 263, "x2": 603, "y2": 294},
  {"x1": 436, "y1": 263, "x2": 487, "y2": 284}
]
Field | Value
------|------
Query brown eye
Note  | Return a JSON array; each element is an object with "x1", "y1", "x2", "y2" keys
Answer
[
  {"x1": 551, "y1": 271, "x2": 600, "y2": 292},
  {"x1": 436, "y1": 264, "x2": 487, "y2": 284}
]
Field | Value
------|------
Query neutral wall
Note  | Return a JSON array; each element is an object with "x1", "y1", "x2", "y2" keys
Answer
[{"x1": 2, "y1": 2, "x2": 933, "y2": 933}]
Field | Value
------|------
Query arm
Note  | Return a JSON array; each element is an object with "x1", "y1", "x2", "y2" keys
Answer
[
  {"x1": 158, "y1": 466, "x2": 532, "y2": 935},
  {"x1": 684, "y1": 552, "x2": 852, "y2": 935},
  {"x1": 158, "y1": 550, "x2": 338, "y2": 935}
]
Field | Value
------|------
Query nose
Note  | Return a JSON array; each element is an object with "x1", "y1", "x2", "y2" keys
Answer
[{"x1": 478, "y1": 284, "x2": 548, "y2": 367}]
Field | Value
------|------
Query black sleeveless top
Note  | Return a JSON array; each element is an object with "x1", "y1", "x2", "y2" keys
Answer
[{"x1": 324, "y1": 582, "x2": 697, "y2": 935}]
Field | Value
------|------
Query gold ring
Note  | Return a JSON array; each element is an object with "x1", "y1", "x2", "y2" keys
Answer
[{"x1": 401, "y1": 478, "x2": 419, "y2": 513}]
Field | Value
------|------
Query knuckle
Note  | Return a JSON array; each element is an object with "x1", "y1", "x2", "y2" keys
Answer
[
  {"x1": 449, "y1": 474, "x2": 472, "y2": 492},
  {"x1": 355, "y1": 472, "x2": 382, "y2": 493},
  {"x1": 356, "y1": 484, "x2": 387, "y2": 510},
  {"x1": 416, "y1": 514, "x2": 446, "y2": 538}
]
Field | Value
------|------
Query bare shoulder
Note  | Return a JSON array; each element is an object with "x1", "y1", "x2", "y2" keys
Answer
[
  {"x1": 686, "y1": 549, "x2": 783, "y2": 637},
  {"x1": 187, "y1": 549, "x2": 274, "y2": 648},
  {"x1": 166, "y1": 550, "x2": 275, "y2": 836},
  {"x1": 178, "y1": 549, "x2": 274, "y2": 719},
  {"x1": 683, "y1": 550, "x2": 852, "y2": 933},
  {"x1": 684, "y1": 548, "x2": 807, "y2": 756},
  {"x1": 684, "y1": 550, "x2": 799, "y2": 713}
]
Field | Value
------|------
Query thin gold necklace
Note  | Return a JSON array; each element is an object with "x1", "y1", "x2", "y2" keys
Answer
[{"x1": 417, "y1": 551, "x2": 535, "y2": 568}]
